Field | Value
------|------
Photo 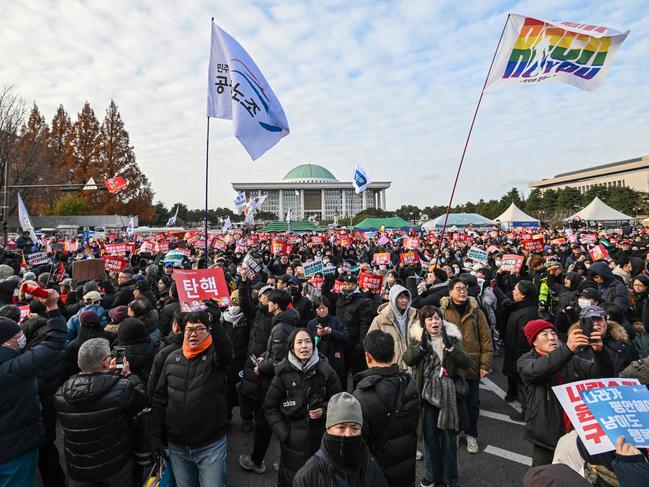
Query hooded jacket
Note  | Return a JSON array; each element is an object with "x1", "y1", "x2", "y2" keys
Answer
[
  {"x1": 569, "y1": 320, "x2": 639, "y2": 375},
  {"x1": 589, "y1": 261, "x2": 630, "y2": 318},
  {"x1": 54, "y1": 372, "x2": 146, "y2": 481},
  {"x1": 502, "y1": 298, "x2": 538, "y2": 380},
  {"x1": 367, "y1": 285, "x2": 418, "y2": 371},
  {"x1": 257, "y1": 307, "x2": 301, "y2": 378},
  {"x1": 439, "y1": 296, "x2": 493, "y2": 379},
  {"x1": 65, "y1": 304, "x2": 109, "y2": 345}
]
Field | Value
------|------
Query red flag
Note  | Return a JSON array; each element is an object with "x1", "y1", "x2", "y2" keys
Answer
[{"x1": 104, "y1": 176, "x2": 128, "y2": 194}]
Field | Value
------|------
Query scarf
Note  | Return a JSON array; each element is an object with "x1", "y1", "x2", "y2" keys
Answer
[
  {"x1": 288, "y1": 350, "x2": 320, "y2": 372},
  {"x1": 222, "y1": 306, "x2": 245, "y2": 327},
  {"x1": 183, "y1": 334, "x2": 213, "y2": 360},
  {"x1": 421, "y1": 345, "x2": 459, "y2": 432}
]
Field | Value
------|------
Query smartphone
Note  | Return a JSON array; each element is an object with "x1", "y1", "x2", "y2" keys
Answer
[
  {"x1": 580, "y1": 317, "x2": 594, "y2": 342},
  {"x1": 114, "y1": 346, "x2": 126, "y2": 369},
  {"x1": 249, "y1": 354, "x2": 258, "y2": 366}
]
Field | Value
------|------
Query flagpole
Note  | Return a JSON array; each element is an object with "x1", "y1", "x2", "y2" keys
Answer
[
  {"x1": 435, "y1": 14, "x2": 510, "y2": 265},
  {"x1": 204, "y1": 115, "x2": 210, "y2": 268}
]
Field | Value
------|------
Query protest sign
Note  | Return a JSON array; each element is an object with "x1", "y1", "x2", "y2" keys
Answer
[
  {"x1": 138, "y1": 241, "x2": 155, "y2": 254},
  {"x1": 452, "y1": 233, "x2": 468, "y2": 242},
  {"x1": 581, "y1": 233, "x2": 598, "y2": 244},
  {"x1": 213, "y1": 239, "x2": 227, "y2": 252},
  {"x1": 103, "y1": 255, "x2": 129, "y2": 271},
  {"x1": 553, "y1": 378, "x2": 640, "y2": 454},
  {"x1": 580, "y1": 385, "x2": 649, "y2": 449},
  {"x1": 321, "y1": 266, "x2": 337, "y2": 277},
  {"x1": 400, "y1": 251, "x2": 419, "y2": 266},
  {"x1": 174, "y1": 268, "x2": 231, "y2": 309},
  {"x1": 311, "y1": 235, "x2": 325, "y2": 245},
  {"x1": 156, "y1": 241, "x2": 169, "y2": 253},
  {"x1": 104, "y1": 243, "x2": 136, "y2": 256},
  {"x1": 378, "y1": 235, "x2": 390, "y2": 246},
  {"x1": 241, "y1": 254, "x2": 262, "y2": 280},
  {"x1": 163, "y1": 250, "x2": 186, "y2": 264},
  {"x1": 19, "y1": 305, "x2": 30, "y2": 324},
  {"x1": 372, "y1": 252, "x2": 391, "y2": 265},
  {"x1": 467, "y1": 246, "x2": 488, "y2": 263},
  {"x1": 339, "y1": 236, "x2": 351, "y2": 248},
  {"x1": 358, "y1": 272, "x2": 384, "y2": 292},
  {"x1": 309, "y1": 277, "x2": 324, "y2": 290},
  {"x1": 589, "y1": 244, "x2": 609, "y2": 262},
  {"x1": 551, "y1": 238, "x2": 567, "y2": 246},
  {"x1": 333, "y1": 280, "x2": 344, "y2": 294},
  {"x1": 403, "y1": 237, "x2": 420, "y2": 250},
  {"x1": 486, "y1": 245, "x2": 500, "y2": 254},
  {"x1": 27, "y1": 252, "x2": 50, "y2": 267},
  {"x1": 303, "y1": 260, "x2": 324, "y2": 278},
  {"x1": 521, "y1": 236, "x2": 545, "y2": 252},
  {"x1": 271, "y1": 240, "x2": 291, "y2": 256},
  {"x1": 500, "y1": 254, "x2": 524, "y2": 273}
]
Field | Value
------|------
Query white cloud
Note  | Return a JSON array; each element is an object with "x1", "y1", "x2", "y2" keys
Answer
[{"x1": 0, "y1": 0, "x2": 646, "y2": 213}]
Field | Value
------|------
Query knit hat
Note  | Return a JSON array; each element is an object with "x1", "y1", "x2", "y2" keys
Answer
[
  {"x1": 83, "y1": 281, "x2": 99, "y2": 294},
  {"x1": 0, "y1": 264, "x2": 14, "y2": 279},
  {"x1": 580, "y1": 305, "x2": 607, "y2": 320},
  {"x1": 524, "y1": 319, "x2": 556, "y2": 346},
  {"x1": 23, "y1": 271, "x2": 36, "y2": 281},
  {"x1": 117, "y1": 318, "x2": 148, "y2": 343},
  {"x1": 79, "y1": 310, "x2": 100, "y2": 328},
  {"x1": 83, "y1": 291, "x2": 101, "y2": 304},
  {"x1": 326, "y1": 392, "x2": 363, "y2": 429},
  {"x1": 109, "y1": 305, "x2": 128, "y2": 324},
  {"x1": 0, "y1": 317, "x2": 21, "y2": 344}
]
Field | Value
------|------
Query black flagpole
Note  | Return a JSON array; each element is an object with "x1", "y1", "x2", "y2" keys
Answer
[
  {"x1": 204, "y1": 17, "x2": 214, "y2": 269},
  {"x1": 435, "y1": 14, "x2": 510, "y2": 266}
]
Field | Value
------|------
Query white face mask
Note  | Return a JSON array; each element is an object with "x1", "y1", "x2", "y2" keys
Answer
[
  {"x1": 495, "y1": 260, "x2": 502, "y2": 267},
  {"x1": 24, "y1": 293, "x2": 33, "y2": 300},
  {"x1": 578, "y1": 298, "x2": 591, "y2": 308},
  {"x1": 16, "y1": 334, "x2": 26, "y2": 350}
]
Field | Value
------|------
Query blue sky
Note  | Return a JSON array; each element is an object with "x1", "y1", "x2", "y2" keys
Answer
[{"x1": 1, "y1": 0, "x2": 648, "y2": 211}]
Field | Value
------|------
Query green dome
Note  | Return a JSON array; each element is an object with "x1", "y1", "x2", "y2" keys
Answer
[{"x1": 282, "y1": 164, "x2": 338, "y2": 183}]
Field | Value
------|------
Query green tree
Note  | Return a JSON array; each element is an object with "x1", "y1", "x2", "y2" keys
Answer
[
  {"x1": 395, "y1": 204, "x2": 421, "y2": 223},
  {"x1": 556, "y1": 187, "x2": 582, "y2": 218},
  {"x1": 45, "y1": 194, "x2": 92, "y2": 215}
]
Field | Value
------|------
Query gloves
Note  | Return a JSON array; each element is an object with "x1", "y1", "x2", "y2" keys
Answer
[
  {"x1": 441, "y1": 326, "x2": 453, "y2": 350},
  {"x1": 419, "y1": 330, "x2": 430, "y2": 351}
]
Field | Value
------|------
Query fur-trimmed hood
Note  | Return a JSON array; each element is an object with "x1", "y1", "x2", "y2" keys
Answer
[
  {"x1": 439, "y1": 295, "x2": 479, "y2": 314},
  {"x1": 568, "y1": 319, "x2": 629, "y2": 344},
  {"x1": 408, "y1": 318, "x2": 463, "y2": 344}
]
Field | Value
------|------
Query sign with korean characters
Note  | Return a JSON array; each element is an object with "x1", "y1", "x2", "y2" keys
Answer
[
  {"x1": 553, "y1": 377, "x2": 640, "y2": 454},
  {"x1": 372, "y1": 252, "x2": 391, "y2": 265},
  {"x1": 303, "y1": 260, "x2": 324, "y2": 278},
  {"x1": 589, "y1": 244, "x2": 609, "y2": 262},
  {"x1": 27, "y1": 252, "x2": 50, "y2": 267},
  {"x1": 103, "y1": 255, "x2": 129, "y2": 271},
  {"x1": 174, "y1": 268, "x2": 231, "y2": 309},
  {"x1": 500, "y1": 254, "x2": 524, "y2": 273},
  {"x1": 467, "y1": 246, "x2": 488, "y2": 263},
  {"x1": 400, "y1": 251, "x2": 419, "y2": 266},
  {"x1": 521, "y1": 236, "x2": 545, "y2": 252},
  {"x1": 104, "y1": 243, "x2": 136, "y2": 256},
  {"x1": 403, "y1": 237, "x2": 420, "y2": 250},
  {"x1": 241, "y1": 254, "x2": 262, "y2": 280},
  {"x1": 358, "y1": 272, "x2": 384, "y2": 292}
]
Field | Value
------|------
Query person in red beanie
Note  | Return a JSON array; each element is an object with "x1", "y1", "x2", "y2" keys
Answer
[{"x1": 516, "y1": 319, "x2": 615, "y2": 466}]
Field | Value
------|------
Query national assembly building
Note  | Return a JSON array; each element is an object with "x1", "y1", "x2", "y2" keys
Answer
[{"x1": 232, "y1": 163, "x2": 391, "y2": 220}]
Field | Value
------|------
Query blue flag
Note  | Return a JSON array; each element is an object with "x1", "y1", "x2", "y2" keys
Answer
[{"x1": 353, "y1": 163, "x2": 370, "y2": 194}]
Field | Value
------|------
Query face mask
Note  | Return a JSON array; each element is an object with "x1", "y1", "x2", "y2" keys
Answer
[
  {"x1": 228, "y1": 305, "x2": 241, "y2": 315},
  {"x1": 323, "y1": 432, "x2": 364, "y2": 468},
  {"x1": 477, "y1": 278, "x2": 485, "y2": 288},
  {"x1": 463, "y1": 262, "x2": 472, "y2": 270},
  {"x1": 25, "y1": 293, "x2": 33, "y2": 300},
  {"x1": 495, "y1": 260, "x2": 502, "y2": 267},
  {"x1": 578, "y1": 298, "x2": 591, "y2": 308},
  {"x1": 16, "y1": 334, "x2": 26, "y2": 351}
]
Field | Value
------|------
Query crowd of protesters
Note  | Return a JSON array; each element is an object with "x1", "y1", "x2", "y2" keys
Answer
[{"x1": 1, "y1": 221, "x2": 649, "y2": 487}]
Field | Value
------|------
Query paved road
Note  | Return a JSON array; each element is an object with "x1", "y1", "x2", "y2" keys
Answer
[{"x1": 43, "y1": 354, "x2": 533, "y2": 486}]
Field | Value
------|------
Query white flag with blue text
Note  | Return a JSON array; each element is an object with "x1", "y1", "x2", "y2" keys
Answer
[
  {"x1": 166, "y1": 206, "x2": 179, "y2": 227},
  {"x1": 222, "y1": 216, "x2": 232, "y2": 232},
  {"x1": 353, "y1": 163, "x2": 370, "y2": 194},
  {"x1": 17, "y1": 193, "x2": 37, "y2": 242},
  {"x1": 233, "y1": 192, "x2": 247, "y2": 208},
  {"x1": 127, "y1": 217, "x2": 134, "y2": 237},
  {"x1": 207, "y1": 22, "x2": 289, "y2": 160}
]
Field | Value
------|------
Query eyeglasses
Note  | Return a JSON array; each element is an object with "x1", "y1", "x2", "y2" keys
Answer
[
  {"x1": 453, "y1": 287, "x2": 468, "y2": 293},
  {"x1": 186, "y1": 327, "x2": 207, "y2": 336}
]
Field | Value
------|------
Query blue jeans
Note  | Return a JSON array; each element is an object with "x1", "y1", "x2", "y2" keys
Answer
[
  {"x1": 422, "y1": 403, "x2": 458, "y2": 487},
  {"x1": 466, "y1": 378, "x2": 480, "y2": 438},
  {"x1": 168, "y1": 436, "x2": 227, "y2": 487},
  {"x1": 0, "y1": 448, "x2": 38, "y2": 487}
]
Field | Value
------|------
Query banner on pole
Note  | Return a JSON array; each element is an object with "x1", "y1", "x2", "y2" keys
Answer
[{"x1": 485, "y1": 14, "x2": 629, "y2": 92}]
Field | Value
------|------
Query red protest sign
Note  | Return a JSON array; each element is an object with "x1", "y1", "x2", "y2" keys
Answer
[
  {"x1": 103, "y1": 255, "x2": 129, "y2": 271},
  {"x1": 403, "y1": 237, "x2": 420, "y2": 250},
  {"x1": 581, "y1": 233, "x2": 598, "y2": 244},
  {"x1": 372, "y1": 252, "x2": 391, "y2": 265},
  {"x1": 589, "y1": 244, "x2": 609, "y2": 262},
  {"x1": 333, "y1": 280, "x2": 344, "y2": 294},
  {"x1": 309, "y1": 277, "x2": 324, "y2": 290},
  {"x1": 358, "y1": 272, "x2": 384, "y2": 292},
  {"x1": 339, "y1": 237, "x2": 351, "y2": 248},
  {"x1": 400, "y1": 251, "x2": 420, "y2": 266},
  {"x1": 173, "y1": 268, "x2": 231, "y2": 309},
  {"x1": 213, "y1": 239, "x2": 227, "y2": 252},
  {"x1": 311, "y1": 235, "x2": 325, "y2": 245},
  {"x1": 452, "y1": 233, "x2": 467, "y2": 242},
  {"x1": 271, "y1": 240, "x2": 291, "y2": 256},
  {"x1": 156, "y1": 241, "x2": 169, "y2": 253},
  {"x1": 104, "y1": 243, "x2": 136, "y2": 256},
  {"x1": 500, "y1": 254, "x2": 524, "y2": 273},
  {"x1": 522, "y1": 236, "x2": 545, "y2": 252},
  {"x1": 104, "y1": 176, "x2": 128, "y2": 194}
]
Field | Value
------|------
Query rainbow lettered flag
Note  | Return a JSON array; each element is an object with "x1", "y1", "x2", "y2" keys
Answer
[{"x1": 485, "y1": 14, "x2": 629, "y2": 92}]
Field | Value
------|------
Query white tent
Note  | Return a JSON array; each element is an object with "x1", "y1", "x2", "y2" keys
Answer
[
  {"x1": 495, "y1": 203, "x2": 540, "y2": 229},
  {"x1": 565, "y1": 197, "x2": 634, "y2": 222}
]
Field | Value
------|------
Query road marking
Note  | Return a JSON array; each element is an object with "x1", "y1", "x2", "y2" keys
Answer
[
  {"x1": 484, "y1": 445, "x2": 532, "y2": 466},
  {"x1": 480, "y1": 377, "x2": 522, "y2": 413},
  {"x1": 480, "y1": 409, "x2": 526, "y2": 425}
]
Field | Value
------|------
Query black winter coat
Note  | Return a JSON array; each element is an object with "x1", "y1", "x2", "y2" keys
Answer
[
  {"x1": 0, "y1": 310, "x2": 66, "y2": 464},
  {"x1": 147, "y1": 332, "x2": 183, "y2": 398},
  {"x1": 150, "y1": 329, "x2": 232, "y2": 448},
  {"x1": 517, "y1": 344, "x2": 614, "y2": 450},
  {"x1": 352, "y1": 365, "x2": 420, "y2": 487},
  {"x1": 264, "y1": 354, "x2": 341, "y2": 487},
  {"x1": 333, "y1": 290, "x2": 373, "y2": 350},
  {"x1": 237, "y1": 280, "x2": 274, "y2": 401},
  {"x1": 55, "y1": 372, "x2": 147, "y2": 481},
  {"x1": 159, "y1": 300, "x2": 179, "y2": 337},
  {"x1": 112, "y1": 281, "x2": 135, "y2": 308},
  {"x1": 257, "y1": 308, "x2": 300, "y2": 378},
  {"x1": 307, "y1": 314, "x2": 348, "y2": 386},
  {"x1": 502, "y1": 299, "x2": 538, "y2": 380},
  {"x1": 221, "y1": 308, "x2": 250, "y2": 375},
  {"x1": 122, "y1": 340, "x2": 155, "y2": 384}
]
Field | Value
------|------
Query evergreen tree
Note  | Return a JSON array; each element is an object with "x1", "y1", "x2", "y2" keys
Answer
[{"x1": 69, "y1": 102, "x2": 100, "y2": 182}]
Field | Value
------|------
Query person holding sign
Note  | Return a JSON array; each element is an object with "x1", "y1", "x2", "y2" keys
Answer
[{"x1": 516, "y1": 319, "x2": 614, "y2": 466}]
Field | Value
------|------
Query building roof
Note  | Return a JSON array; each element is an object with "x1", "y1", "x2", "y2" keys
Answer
[
  {"x1": 259, "y1": 220, "x2": 323, "y2": 233},
  {"x1": 353, "y1": 216, "x2": 417, "y2": 230},
  {"x1": 282, "y1": 164, "x2": 338, "y2": 183},
  {"x1": 423, "y1": 213, "x2": 496, "y2": 229},
  {"x1": 554, "y1": 156, "x2": 644, "y2": 178}
]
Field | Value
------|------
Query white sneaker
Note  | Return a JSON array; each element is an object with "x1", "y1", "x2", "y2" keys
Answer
[
  {"x1": 466, "y1": 435, "x2": 479, "y2": 454},
  {"x1": 416, "y1": 449, "x2": 423, "y2": 461}
]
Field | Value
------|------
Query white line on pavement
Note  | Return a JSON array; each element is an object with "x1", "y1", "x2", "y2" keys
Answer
[
  {"x1": 484, "y1": 445, "x2": 532, "y2": 466},
  {"x1": 480, "y1": 409, "x2": 526, "y2": 425},
  {"x1": 480, "y1": 377, "x2": 522, "y2": 413}
]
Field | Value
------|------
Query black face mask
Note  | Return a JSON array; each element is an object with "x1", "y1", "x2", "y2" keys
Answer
[{"x1": 323, "y1": 432, "x2": 365, "y2": 468}]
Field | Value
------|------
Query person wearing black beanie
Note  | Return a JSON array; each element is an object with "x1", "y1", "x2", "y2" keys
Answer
[{"x1": 116, "y1": 318, "x2": 154, "y2": 384}]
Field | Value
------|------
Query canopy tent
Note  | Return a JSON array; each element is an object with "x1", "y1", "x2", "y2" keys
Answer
[
  {"x1": 495, "y1": 203, "x2": 540, "y2": 229},
  {"x1": 258, "y1": 220, "x2": 323, "y2": 233},
  {"x1": 565, "y1": 197, "x2": 634, "y2": 223},
  {"x1": 353, "y1": 216, "x2": 417, "y2": 231},
  {"x1": 422, "y1": 213, "x2": 497, "y2": 231}
]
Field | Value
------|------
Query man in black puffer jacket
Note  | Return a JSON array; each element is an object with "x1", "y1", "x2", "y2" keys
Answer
[
  {"x1": 150, "y1": 311, "x2": 232, "y2": 487},
  {"x1": 353, "y1": 330, "x2": 420, "y2": 487},
  {"x1": 55, "y1": 337, "x2": 147, "y2": 486},
  {"x1": 0, "y1": 290, "x2": 65, "y2": 487},
  {"x1": 147, "y1": 310, "x2": 186, "y2": 398}
]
